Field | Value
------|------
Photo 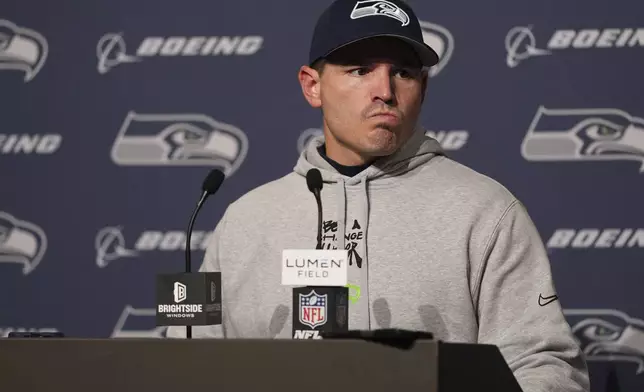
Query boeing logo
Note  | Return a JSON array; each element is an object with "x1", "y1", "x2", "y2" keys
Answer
[
  {"x1": 506, "y1": 26, "x2": 644, "y2": 67},
  {"x1": 96, "y1": 32, "x2": 263, "y2": 74},
  {"x1": 0, "y1": 134, "x2": 62, "y2": 155},
  {"x1": 505, "y1": 26, "x2": 550, "y2": 68},
  {"x1": 547, "y1": 228, "x2": 644, "y2": 249},
  {"x1": 96, "y1": 33, "x2": 140, "y2": 74},
  {"x1": 95, "y1": 226, "x2": 138, "y2": 268},
  {"x1": 94, "y1": 226, "x2": 213, "y2": 268}
]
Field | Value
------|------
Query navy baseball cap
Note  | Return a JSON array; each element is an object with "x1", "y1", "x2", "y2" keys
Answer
[{"x1": 309, "y1": 0, "x2": 439, "y2": 68}]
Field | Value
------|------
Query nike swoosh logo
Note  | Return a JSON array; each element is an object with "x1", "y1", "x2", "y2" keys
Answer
[{"x1": 538, "y1": 293, "x2": 558, "y2": 307}]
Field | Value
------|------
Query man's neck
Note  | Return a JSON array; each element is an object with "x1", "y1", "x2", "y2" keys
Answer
[
  {"x1": 317, "y1": 144, "x2": 371, "y2": 177},
  {"x1": 322, "y1": 141, "x2": 374, "y2": 166}
]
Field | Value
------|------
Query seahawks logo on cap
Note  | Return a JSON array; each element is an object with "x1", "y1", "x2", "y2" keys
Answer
[{"x1": 350, "y1": 1, "x2": 410, "y2": 26}]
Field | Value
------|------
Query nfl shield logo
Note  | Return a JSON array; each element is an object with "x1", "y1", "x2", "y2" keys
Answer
[{"x1": 299, "y1": 290, "x2": 327, "y2": 328}]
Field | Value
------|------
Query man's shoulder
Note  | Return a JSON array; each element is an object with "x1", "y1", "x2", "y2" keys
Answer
[
  {"x1": 427, "y1": 156, "x2": 519, "y2": 208},
  {"x1": 227, "y1": 172, "x2": 302, "y2": 212}
]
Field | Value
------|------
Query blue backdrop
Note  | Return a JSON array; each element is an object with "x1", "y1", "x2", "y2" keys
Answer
[{"x1": 2, "y1": 1, "x2": 643, "y2": 390}]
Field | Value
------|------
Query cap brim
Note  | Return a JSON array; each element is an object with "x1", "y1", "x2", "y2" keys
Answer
[{"x1": 314, "y1": 34, "x2": 440, "y2": 68}]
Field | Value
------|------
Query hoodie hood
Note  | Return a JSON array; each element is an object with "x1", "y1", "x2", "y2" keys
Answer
[
  {"x1": 293, "y1": 128, "x2": 445, "y2": 185},
  {"x1": 293, "y1": 128, "x2": 445, "y2": 273}
]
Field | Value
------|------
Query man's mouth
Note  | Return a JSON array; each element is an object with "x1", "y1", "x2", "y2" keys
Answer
[{"x1": 369, "y1": 112, "x2": 401, "y2": 125}]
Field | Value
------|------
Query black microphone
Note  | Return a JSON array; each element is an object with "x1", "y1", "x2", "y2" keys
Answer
[
  {"x1": 156, "y1": 169, "x2": 225, "y2": 339},
  {"x1": 186, "y1": 169, "x2": 225, "y2": 273},
  {"x1": 306, "y1": 169, "x2": 323, "y2": 249}
]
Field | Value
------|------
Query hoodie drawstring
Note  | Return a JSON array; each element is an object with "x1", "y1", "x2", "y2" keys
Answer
[
  {"x1": 336, "y1": 179, "x2": 347, "y2": 251},
  {"x1": 360, "y1": 177, "x2": 369, "y2": 270},
  {"x1": 360, "y1": 177, "x2": 370, "y2": 328}
]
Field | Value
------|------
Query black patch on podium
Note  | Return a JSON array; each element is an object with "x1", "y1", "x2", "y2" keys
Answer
[
  {"x1": 156, "y1": 272, "x2": 222, "y2": 326},
  {"x1": 292, "y1": 286, "x2": 348, "y2": 339}
]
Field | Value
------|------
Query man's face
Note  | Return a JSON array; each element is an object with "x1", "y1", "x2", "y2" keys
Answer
[{"x1": 299, "y1": 37, "x2": 428, "y2": 163}]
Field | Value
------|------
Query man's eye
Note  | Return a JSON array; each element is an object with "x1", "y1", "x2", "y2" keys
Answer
[
  {"x1": 349, "y1": 68, "x2": 369, "y2": 76},
  {"x1": 395, "y1": 69, "x2": 416, "y2": 78}
]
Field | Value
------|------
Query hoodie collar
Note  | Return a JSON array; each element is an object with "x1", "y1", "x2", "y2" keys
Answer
[{"x1": 293, "y1": 127, "x2": 445, "y2": 185}]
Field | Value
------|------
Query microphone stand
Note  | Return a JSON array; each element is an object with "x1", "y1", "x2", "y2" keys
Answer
[
  {"x1": 313, "y1": 188, "x2": 323, "y2": 250},
  {"x1": 184, "y1": 191, "x2": 209, "y2": 339}
]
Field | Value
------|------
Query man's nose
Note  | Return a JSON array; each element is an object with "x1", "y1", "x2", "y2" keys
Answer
[{"x1": 371, "y1": 66, "x2": 395, "y2": 104}]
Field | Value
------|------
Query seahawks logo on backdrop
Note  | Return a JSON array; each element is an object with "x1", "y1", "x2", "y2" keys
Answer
[
  {"x1": 565, "y1": 309, "x2": 644, "y2": 374},
  {"x1": 419, "y1": 21, "x2": 454, "y2": 77},
  {"x1": 0, "y1": 211, "x2": 47, "y2": 275},
  {"x1": 350, "y1": 1, "x2": 410, "y2": 26},
  {"x1": 110, "y1": 111, "x2": 249, "y2": 176},
  {"x1": 111, "y1": 305, "x2": 167, "y2": 338},
  {"x1": 0, "y1": 19, "x2": 48, "y2": 82},
  {"x1": 521, "y1": 107, "x2": 644, "y2": 173}
]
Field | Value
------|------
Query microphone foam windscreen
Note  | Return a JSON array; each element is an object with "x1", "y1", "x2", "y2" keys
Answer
[
  {"x1": 202, "y1": 169, "x2": 225, "y2": 195},
  {"x1": 306, "y1": 169, "x2": 323, "y2": 192}
]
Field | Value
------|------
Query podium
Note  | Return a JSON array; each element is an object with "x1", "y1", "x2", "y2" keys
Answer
[{"x1": 0, "y1": 336, "x2": 524, "y2": 391}]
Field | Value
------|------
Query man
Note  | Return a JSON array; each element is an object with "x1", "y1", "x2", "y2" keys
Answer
[{"x1": 168, "y1": 0, "x2": 590, "y2": 391}]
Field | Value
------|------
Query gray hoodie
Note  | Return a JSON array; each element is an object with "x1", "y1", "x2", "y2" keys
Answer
[{"x1": 167, "y1": 129, "x2": 590, "y2": 392}]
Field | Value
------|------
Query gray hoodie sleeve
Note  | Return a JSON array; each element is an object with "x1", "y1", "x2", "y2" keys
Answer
[
  {"x1": 473, "y1": 199, "x2": 590, "y2": 392},
  {"x1": 165, "y1": 210, "x2": 228, "y2": 339}
]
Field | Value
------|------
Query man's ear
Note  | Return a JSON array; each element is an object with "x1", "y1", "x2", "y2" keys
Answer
[{"x1": 298, "y1": 65, "x2": 322, "y2": 108}]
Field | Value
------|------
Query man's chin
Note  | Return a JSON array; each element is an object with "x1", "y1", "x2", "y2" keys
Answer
[
  {"x1": 360, "y1": 141, "x2": 399, "y2": 157},
  {"x1": 348, "y1": 123, "x2": 413, "y2": 157},
  {"x1": 367, "y1": 125, "x2": 397, "y2": 137}
]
